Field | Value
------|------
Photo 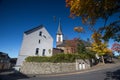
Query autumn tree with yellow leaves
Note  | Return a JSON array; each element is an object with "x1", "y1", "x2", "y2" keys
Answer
[
  {"x1": 91, "y1": 32, "x2": 112, "y2": 63},
  {"x1": 65, "y1": 0, "x2": 118, "y2": 63},
  {"x1": 66, "y1": 0, "x2": 120, "y2": 42}
]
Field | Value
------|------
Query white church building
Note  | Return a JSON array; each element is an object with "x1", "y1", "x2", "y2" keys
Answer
[{"x1": 16, "y1": 25, "x2": 53, "y2": 67}]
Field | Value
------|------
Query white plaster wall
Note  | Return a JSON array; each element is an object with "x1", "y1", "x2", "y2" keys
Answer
[
  {"x1": 56, "y1": 35, "x2": 63, "y2": 42},
  {"x1": 16, "y1": 27, "x2": 53, "y2": 66}
]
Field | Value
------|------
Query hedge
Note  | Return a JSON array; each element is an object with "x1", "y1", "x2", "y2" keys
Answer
[
  {"x1": 25, "y1": 56, "x2": 51, "y2": 62},
  {"x1": 25, "y1": 53, "x2": 95, "y2": 63}
]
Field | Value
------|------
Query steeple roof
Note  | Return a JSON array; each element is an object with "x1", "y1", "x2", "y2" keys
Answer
[{"x1": 57, "y1": 19, "x2": 62, "y2": 35}]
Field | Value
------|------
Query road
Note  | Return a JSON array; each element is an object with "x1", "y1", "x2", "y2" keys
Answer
[
  {"x1": 20, "y1": 66, "x2": 120, "y2": 80},
  {"x1": 0, "y1": 63, "x2": 120, "y2": 80}
]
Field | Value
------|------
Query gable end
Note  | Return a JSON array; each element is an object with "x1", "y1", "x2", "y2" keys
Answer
[{"x1": 24, "y1": 25, "x2": 44, "y2": 35}]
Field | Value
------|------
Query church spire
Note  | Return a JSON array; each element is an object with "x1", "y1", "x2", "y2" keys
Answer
[
  {"x1": 56, "y1": 18, "x2": 63, "y2": 46},
  {"x1": 57, "y1": 18, "x2": 62, "y2": 35}
]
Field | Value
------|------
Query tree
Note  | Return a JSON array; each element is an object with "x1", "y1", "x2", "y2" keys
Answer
[
  {"x1": 66, "y1": 0, "x2": 120, "y2": 25},
  {"x1": 100, "y1": 20, "x2": 120, "y2": 42},
  {"x1": 77, "y1": 40, "x2": 86, "y2": 54},
  {"x1": 66, "y1": 0, "x2": 120, "y2": 41},
  {"x1": 111, "y1": 42, "x2": 120, "y2": 55},
  {"x1": 73, "y1": 27, "x2": 86, "y2": 53},
  {"x1": 91, "y1": 32, "x2": 111, "y2": 63}
]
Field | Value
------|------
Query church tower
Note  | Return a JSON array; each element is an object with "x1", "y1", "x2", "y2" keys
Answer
[{"x1": 56, "y1": 19, "x2": 63, "y2": 46}]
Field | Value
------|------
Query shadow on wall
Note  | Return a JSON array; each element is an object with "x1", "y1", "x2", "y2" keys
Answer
[
  {"x1": 0, "y1": 69, "x2": 29, "y2": 80},
  {"x1": 104, "y1": 69, "x2": 120, "y2": 80}
]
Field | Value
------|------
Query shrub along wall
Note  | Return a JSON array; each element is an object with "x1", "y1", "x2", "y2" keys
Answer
[{"x1": 25, "y1": 53, "x2": 95, "y2": 63}]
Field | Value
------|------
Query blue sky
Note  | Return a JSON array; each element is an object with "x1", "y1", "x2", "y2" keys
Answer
[{"x1": 0, "y1": 0, "x2": 119, "y2": 58}]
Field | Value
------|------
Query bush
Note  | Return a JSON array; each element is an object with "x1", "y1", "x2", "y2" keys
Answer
[
  {"x1": 25, "y1": 53, "x2": 95, "y2": 63},
  {"x1": 25, "y1": 56, "x2": 51, "y2": 62},
  {"x1": 51, "y1": 53, "x2": 76, "y2": 63}
]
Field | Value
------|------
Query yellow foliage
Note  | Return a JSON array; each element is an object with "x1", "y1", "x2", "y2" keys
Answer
[
  {"x1": 91, "y1": 32, "x2": 102, "y2": 44},
  {"x1": 91, "y1": 32, "x2": 110, "y2": 56},
  {"x1": 91, "y1": 32, "x2": 102, "y2": 39},
  {"x1": 66, "y1": 0, "x2": 118, "y2": 24}
]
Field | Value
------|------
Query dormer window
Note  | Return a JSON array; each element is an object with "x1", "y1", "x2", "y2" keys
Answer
[{"x1": 39, "y1": 31, "x2": 42, "y2": 36}]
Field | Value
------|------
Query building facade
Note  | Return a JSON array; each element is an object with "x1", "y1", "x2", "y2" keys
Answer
[
  {"x1": 56, "y1": 20, "x2": 91, "y2": 54},
  {"x1": 56, "y1": 20, "x2": 79, "y2": 54},
  {"x1": 16, "y1": 25, "x2": 53, "y2": 67},
  {"x1": 0, "y1": 52, "x2": 11, "y2": 70}
]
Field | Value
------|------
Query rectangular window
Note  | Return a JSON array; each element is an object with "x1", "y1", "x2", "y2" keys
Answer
[
  {"x1": 39, "y1": 40, "x2": 40, "y2": 44},
  {"x1": 48, "y1": 49, "x2": 51, "y2": 54},
  {"x1": 42, "y1": 49, "x2": 45, "y2": 56},
  {"x1": 43, "y1": 35, "x2": 46, "y2": 38},
  {"x1": 58, "y1": 36, "x2": 61, "y2": 42},
  {"x1": 39, "y1": 31, "x2": 42, "y2": 36},
  {"x1": 35, "y1": 48, "x2": 39, "y2": 55}
]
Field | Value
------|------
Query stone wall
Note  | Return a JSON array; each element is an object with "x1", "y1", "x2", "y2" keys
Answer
[{"x1": 20, "y1": 62, "x2": 76, "y2": 74}]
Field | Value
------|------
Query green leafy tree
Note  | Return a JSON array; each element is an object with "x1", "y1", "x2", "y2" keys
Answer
[
  {"x1": 77, "y1": 39, "x2": 95, "y2": 59},
  {"x1": 77, "y1": 40, "x2": 86, "y2": 54}
]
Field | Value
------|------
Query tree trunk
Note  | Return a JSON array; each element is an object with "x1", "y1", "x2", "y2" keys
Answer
[{"x1": 101, "y1": 56, "x2": 105, "y2": 64}]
